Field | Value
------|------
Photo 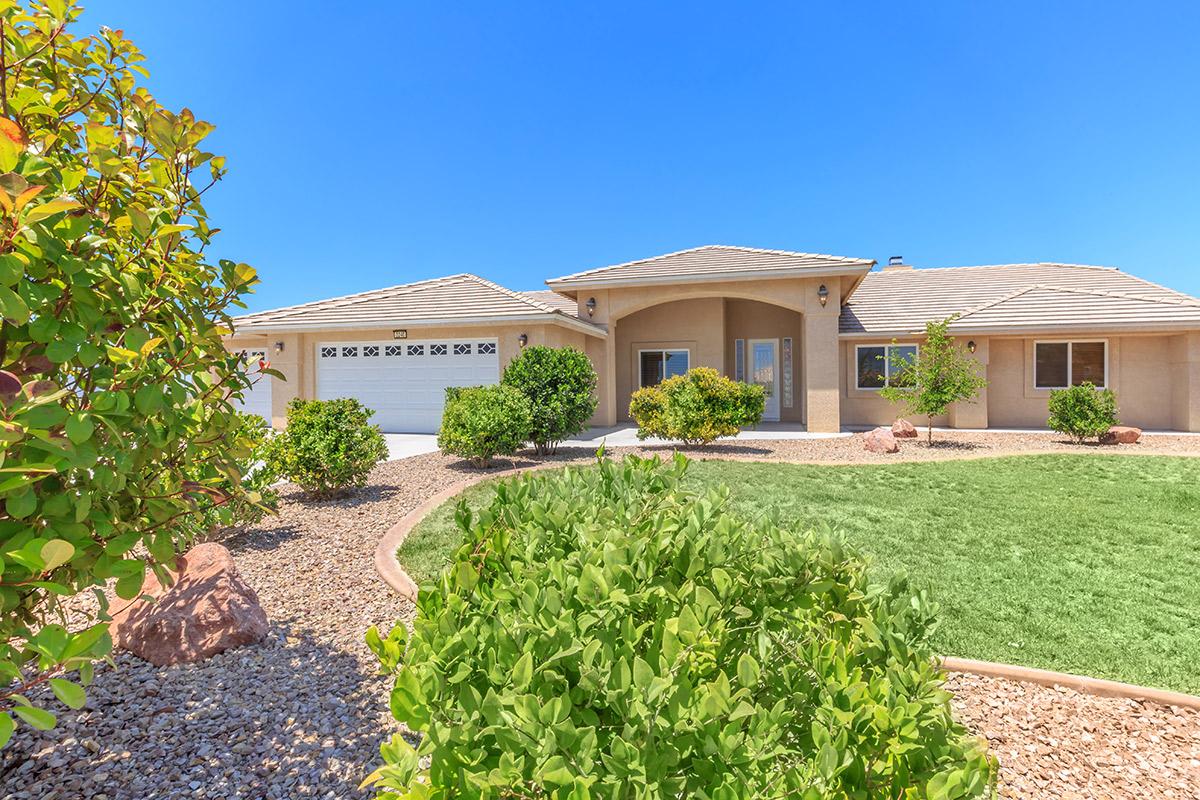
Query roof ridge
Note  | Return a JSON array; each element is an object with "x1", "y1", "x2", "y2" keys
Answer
[
  {"x1": 462, "y1": 274, "x2": 559, "y2": 314},
  {"x1": 234, "y1": 273, "x2": 476, "y2": 323},
  {"x1": 870, "y1": 262, "x2": 1120, "y2": 276},
  {"x1": 548, "y1": 244, "x2": 873, "y2": 283},
  {"x1": 1022, "y1": 283, "x2": 1200, "y2": 307},
  {"x1": 953, "y1": 285, "x2": 1040, "y2": 320}
]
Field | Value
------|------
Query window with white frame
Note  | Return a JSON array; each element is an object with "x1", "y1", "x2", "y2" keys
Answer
[
  {"x1": 1034, "y1": 341, "x2": 1107, "y2": 389},
  {"x1": 639, "y1": 349, "x2": 689, "y2": 387},
  {"x1": 855, "y1": 344, "x2": 918, "y2": 389}
]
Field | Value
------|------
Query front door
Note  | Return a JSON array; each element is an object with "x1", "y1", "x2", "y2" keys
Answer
[{"x1": 749, "y1": 339, "x2": 780, "y2": 421}]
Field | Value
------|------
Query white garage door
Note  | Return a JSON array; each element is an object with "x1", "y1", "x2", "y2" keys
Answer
[
  {"x1": 316, "y1": 339, "x2": 500, "y2": 433},
  {"x1": 236, "y1": 349, "x2": 273, "y2": 423}
]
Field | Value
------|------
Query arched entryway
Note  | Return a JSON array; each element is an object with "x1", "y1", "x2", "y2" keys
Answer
[{"x1": 612, "y1": 297, "x2": 805, "y2": 423}]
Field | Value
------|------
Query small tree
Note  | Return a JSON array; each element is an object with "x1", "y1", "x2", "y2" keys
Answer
[
  {"x1": 501, "y1": 345, "x2": 596, "y2": 455},
  {"x1": 1047, "y1": 383, "x2": 1118, "y2": 444},
  {"x1": 880, "y1": 318, "x2": 987, "y2": 444},
  {"x1": 260, "y1": 398, "x2": 388, "y2": 499},
  {"x1": 0, "y1": 1, "x2": 265, "y2": 746}
]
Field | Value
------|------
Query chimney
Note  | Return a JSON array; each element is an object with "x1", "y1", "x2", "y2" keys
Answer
[{"x1": 883, "y1": 255, "x2": 913, "y2": 271}]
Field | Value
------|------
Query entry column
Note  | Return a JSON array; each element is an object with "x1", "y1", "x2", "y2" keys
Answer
[{"x1": 803, "y1": 302, "x2": 841, "y2": 433}]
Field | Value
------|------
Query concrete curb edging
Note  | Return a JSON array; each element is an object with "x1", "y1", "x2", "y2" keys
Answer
[
  {"x1": 374, "y1": 461, "x2": 564, "y2": 602},
  {"x1": 373, "y1": 456, "x2": 1200, "y2": 712},
  {"x1": 942, "y1": 656, "x2": 1200, "y2": 711}
]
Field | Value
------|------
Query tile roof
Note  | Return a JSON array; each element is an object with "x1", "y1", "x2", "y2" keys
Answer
[
  {"x1": 520, "y1": 289, "x2": 578, "y2": 314},
  {"x1": 546, "y1": 245, "x2": 875, "y2": 289},
  {"x1": 840, "y1": 263, "x2": 1200, "y2": 335},
  {"x1": 233, "y1": 274, "x2": 604, "y2": 335}
]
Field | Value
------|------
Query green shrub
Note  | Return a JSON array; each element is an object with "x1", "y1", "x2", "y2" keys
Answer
[
  {"x1": 366, "y1": 455, "x2": 995, "y2": 799},
  {"x1": 629, "y1": 367, "x2": 765, "y2": 445},
  {"x1": 437, "y1": 385, "x2": 532, "y2": 467},
  {"x1": 1047, "y1": 383, "x2": 1118, "y2": 443},
  {"x1": 261, "y1": 398, "x2": 388, "y2": 498},
  {"x1": 0, "y1": 2, "x2": 265, "y2": 745},
  {"x1": 501, "y1": 345, "x2": 597, "y2": 454}
]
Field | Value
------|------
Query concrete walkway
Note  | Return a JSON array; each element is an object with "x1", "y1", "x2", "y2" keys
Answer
[{"x1": 566, "y1": 423, "x2": 850, "y2": 448}]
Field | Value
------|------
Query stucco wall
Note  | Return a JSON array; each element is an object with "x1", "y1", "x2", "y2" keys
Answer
[
  {"x1": 614, "y1": 298, "x2": 725, "y2": 421},
  {"x1": 987, "y1": 334, "x2": 1177, "y2": 430},
  {"x1": 227, "y1": 323, "x2": 589, "y2": 428},
  {"x1": 723, "y1": 300, "x2": 804, "y2": 422},
  {"x1": 838, "y1": 337, "x2": 950, "y2": 428}
]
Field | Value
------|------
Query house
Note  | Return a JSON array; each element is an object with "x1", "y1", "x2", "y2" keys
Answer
[{"x1": 227, "y1": 245, "x2": 1200, "y2": 433}]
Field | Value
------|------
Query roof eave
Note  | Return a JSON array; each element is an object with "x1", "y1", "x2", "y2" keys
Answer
[
  {"x1": 546, "y1": 264, "x2": 873, "y2": 291},
  {"x1": 231, "y1": 312, "x2": 607, "y2": 338}
]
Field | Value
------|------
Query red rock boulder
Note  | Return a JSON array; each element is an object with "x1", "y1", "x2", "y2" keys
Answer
[
  {"x1": 1099, "y1": 425, "x2": 1142, "y2": 445},
  {"x1": 110, "y1": 543, "x2": 268, "y2": 666},
  {"x1": 891, "y1": 418, "x2": 918, "y2": 438},
  {"x1": 864, "y1": 426, "x2": 899, "y2": 454}
]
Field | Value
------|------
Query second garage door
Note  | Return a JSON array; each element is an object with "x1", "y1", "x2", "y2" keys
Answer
[{"x1": 316, "y1": 339, "x2": 499, "y2": 433}]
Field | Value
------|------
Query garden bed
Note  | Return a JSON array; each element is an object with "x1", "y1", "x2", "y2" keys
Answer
[{"x1": 4, "y1": 435, "x2": 1199, "y2": 798}]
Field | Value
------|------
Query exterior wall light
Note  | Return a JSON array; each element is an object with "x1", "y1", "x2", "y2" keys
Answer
[
  {"x1": 518, "y1": 333, "x2": 528, "y2": 347},
  {"x1": 817, "y1": 284, "x2": 829, "y2": 307},
  {"x1": 967, "y1": 340, "x2": 977, "y2": 354},
  {"x1": 274, "y1": 341, "x2": 285, "y2": 354},
  {"x1": 585, "y1": 297, "x2": 596, "y2": 317}
]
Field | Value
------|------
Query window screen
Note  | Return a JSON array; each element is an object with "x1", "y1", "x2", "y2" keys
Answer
[
  {"x1": 856, "y1": 346, "x2": 886, "y2": 389},
  {"x1": 640, "y1": 350, "x2": 689, "y2": 387},
  {"x1": 1071, "y1": 342, "x2": 1106, "y2": 386}
]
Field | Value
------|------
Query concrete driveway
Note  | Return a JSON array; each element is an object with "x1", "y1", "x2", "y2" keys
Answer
[{"x1": 383, "y1": 433, "x2": 441, "y2": 460}]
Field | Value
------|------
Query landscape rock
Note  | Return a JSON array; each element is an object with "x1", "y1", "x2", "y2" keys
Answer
[
  {"x1": 1100, "y1": 426, "x2": 1142, "y2": 445},
  {"x1": 864, "y1": 426, "x2": 899, "y2": 454},
  {"x1": 110, "y1": 543, "x2": 268, "y2": 666},
  {"x1": 891, "y1": 418, "x2": 918, "y2": 438}
]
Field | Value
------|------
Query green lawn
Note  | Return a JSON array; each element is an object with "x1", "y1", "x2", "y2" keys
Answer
[{"x1": 398, "y1": 454, "x2": 1200, "y2": 694}]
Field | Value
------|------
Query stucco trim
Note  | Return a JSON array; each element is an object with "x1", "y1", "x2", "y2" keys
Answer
[{"x1": 547, "y1": 264, "x2": 871, "y2": 291}]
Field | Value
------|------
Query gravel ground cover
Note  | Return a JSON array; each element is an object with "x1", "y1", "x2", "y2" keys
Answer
[
  {"x1": 3, "y1": 432, "x2": 1199, "y2": 799},
  {"x1": 946, "y1": 672, "x2": 1200, "y2": 799}
]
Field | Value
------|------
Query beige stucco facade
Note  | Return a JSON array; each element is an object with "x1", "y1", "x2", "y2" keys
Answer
[
  {"x1": 226, "y1": 322, "x2": 589, "y2": 429},
  {"x1": 228, "y1": 254, "x2": 1200, "y2": 434}
]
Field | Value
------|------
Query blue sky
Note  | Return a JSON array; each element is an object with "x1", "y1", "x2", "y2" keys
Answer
[{"x1": 80, "y1": 1, "x2": 1200, "y2": 313}]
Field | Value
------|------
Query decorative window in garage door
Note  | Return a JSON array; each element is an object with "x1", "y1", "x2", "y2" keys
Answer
[
  {"x1": 406, "y1": 344, "x2": 424, "y2": 356},
  {"x1": 477, "y1": 342, "x2": 496, "y2": 354},
  {"x1": 320, "y1": 346, "x2": 337, "y2": 358},
  {"x1": 453, "y1": 343, "x2": 471, "y2": 355},
  {"x1": 384, "y1": 345, "x2": 402, "y2": 356},
  {"x1": 341, "y1": 346, "x2": 358, "y2": 357},
  {"x1": 363, "y1": 345, "x2": 379, "y2": 357},
  {"x1": 430, "y1": 344, "x2": 448, "y2": 356}
]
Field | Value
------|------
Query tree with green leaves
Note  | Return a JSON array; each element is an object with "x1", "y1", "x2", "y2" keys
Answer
[
  {"x1": 0, "y1": 0, "x2": 266, "y2": 746},
  {"x1": 880, "y1": 317, "x2": 987, "y2": 444}
]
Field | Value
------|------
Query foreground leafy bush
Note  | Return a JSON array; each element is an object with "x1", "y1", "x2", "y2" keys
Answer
[
  {"x1": 501, "y1": 345, "x2": 597, "y2": 454},
  {"x1": 367, "y1": 455, "x2": 995, "y2": 798},
  {"x1": 0, "y1": 1, "x2": 266, "y2": 745},
  {"x1": 437, "y1": 385, "x2": 532, "y2": 467},
  {"x1": 1047, "y1": 382, "x2": 1118, "y2": 443},
  {"x1": 261, "y1": 398, "x2": 387, "y2": 498},
  {"x1": 198, "y1": 411, "x2": 280, "y2": 537},
  {"x1": 630, "y1": 367, "x2": 765, "y2": 445}
]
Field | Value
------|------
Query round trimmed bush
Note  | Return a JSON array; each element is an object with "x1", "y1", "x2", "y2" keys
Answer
[
  {"x1": 1047, "y1": 382, "x2": 1118, "y2": 443},
  {"x1": 260, "y1": 398, "x2": 388, "y2": 498},
  {"x1": 502, "y1": 345, "x2": 598, "y2": 454},
  {"x1": 437, "y1": 385, "x2": 533, "y2": 467},
  {"x1": 366, "y1": 455, "x2": 996, "y2": 798},
  {"x1": 629, "y1": 367, "x2": 765, "y2": 445}
]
